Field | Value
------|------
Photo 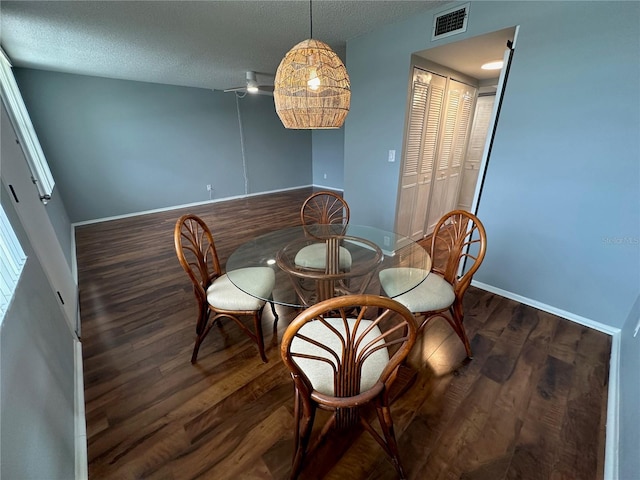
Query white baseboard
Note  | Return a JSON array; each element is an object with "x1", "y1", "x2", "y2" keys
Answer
[
  {"x1": 471, "y1": 280, "x2": 620, "y2": 479},
  {"x1": 74, "y1": 339, "x2": 88, "y2": 480},
  {"x1": 471, "y1": 280, "x2": 620, "y2": 336},
  {"x1": 604, "y1": 331, "x2": 620, "y2": 480},
  {"x1": 71, "y1": 184, "x2": 317, "y2": 227},
  {"x1": 311, "y1": 184, "x2": 344, "y2": 192}
]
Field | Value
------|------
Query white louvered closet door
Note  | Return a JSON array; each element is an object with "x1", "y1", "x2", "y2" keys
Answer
[
  {"x1": 396, "y1": 69, "x2": 446, "y2": 239},
  {"x1": 426, "y1": 79, "x2": 477, "y2": 234},
  {"x1": 458, "y1": 94, "x2": 495, "y2": 210}
]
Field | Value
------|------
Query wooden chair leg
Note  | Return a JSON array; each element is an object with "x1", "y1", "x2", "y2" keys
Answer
[
  {"x1": 448, "y1": 302, "x2": 472, "y2": 358},
  {"x1": 375, "y1": 402, "x2": 406, "y2": 479},
  {"x1": 417, "y1": 313, "x2": 430, "y2": 331},
  {"x1": 195, "y1": 300, "x2": 208, "y2": 335},
  {"x1": 191, "y1": 320, "x2": 215, "y2": 364},
  {"x1": 419, "y1": 306, "x2": 473, "y2": 359},
  {"x1": 253, "y1": 312, "x2": 268, "y2": 363},
  {"x1": 290, "y1": 389, "x2": 315, "y2": 480},
  {"x1": 292, "y1": 386, "x2": 301, "y2": 459}
]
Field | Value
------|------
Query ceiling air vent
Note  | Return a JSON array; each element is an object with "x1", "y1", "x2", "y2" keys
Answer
[{"x1": 432, "y1": 3, "x2": 469, "y2": 40}]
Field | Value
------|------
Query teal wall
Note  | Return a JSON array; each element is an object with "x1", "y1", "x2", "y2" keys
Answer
[
  {"x1": 345, "y1": 4, "x2": 639, "y2": 472},
  {"x1": 14, "y1": 69, "x2": 312, "y2": 223},
  {"x1": 344, "y1": 1, "x2": 639, "y2": 329},
  {"x1": 312, "y1": 128, "x2": 344, "y2": 190},
  {"x1": 5, "y1": 1, "x2": 637, "y2": 476}
]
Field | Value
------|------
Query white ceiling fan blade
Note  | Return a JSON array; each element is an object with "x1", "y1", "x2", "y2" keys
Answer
[
  {"x1": 223, "y1": 71, "x2": 274, "y2": 95},
  {"x1": 223, "y1": 85, "x2": 247, "y2": 93}
]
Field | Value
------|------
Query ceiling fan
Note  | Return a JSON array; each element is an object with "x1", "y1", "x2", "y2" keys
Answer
[{"x1": 224, "y1": 71, "x2": 274, "y2": 96}]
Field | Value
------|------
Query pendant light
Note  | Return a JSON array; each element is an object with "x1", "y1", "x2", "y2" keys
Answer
[{"x1": 273, "y1": 0, "x2": 350, "y2": 129}]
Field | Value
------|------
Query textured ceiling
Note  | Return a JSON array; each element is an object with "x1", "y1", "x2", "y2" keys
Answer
[{"x1": 0, "y1": 0, "x2": 454, "y2": 91}]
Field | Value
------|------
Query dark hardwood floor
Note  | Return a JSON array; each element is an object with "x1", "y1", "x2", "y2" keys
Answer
[{"x1": 76, "y1": 187, "x2": 611, "y2": 479}]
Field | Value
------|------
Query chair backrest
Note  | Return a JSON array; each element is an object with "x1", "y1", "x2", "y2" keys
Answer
[
  {"x1": 174, "y1": 214, "x2": 222, "y2": 303},
  {"x1": 300, "y1": 191, "x2": 350, "y2": 227},
  {"x1": 281, "y1": 294, "x2": 417, "y2": 402},
  {"x1": 429, "y1": 210, "x2": 487, "y2": 296}
]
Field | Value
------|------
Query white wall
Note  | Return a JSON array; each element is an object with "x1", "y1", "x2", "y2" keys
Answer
[
  {"x1": 0, "y1": 189, "x2": 76, "y2": 479},
  {"x1": 1, "y1": 102, "x2": 78, "y2": 333},
  {"x1": 618, "y1": 293, "x2": 640, "y2": 479},
  {"x1": 1, "y1": 92, "x2": 78, "y2": 478}
]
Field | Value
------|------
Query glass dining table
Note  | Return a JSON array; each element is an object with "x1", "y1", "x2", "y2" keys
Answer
[{"x1": 226, "y1": 224, "x2": 432, "y2": 308}]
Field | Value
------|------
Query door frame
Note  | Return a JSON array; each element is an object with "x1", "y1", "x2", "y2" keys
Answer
[
  {"x1": 469, "y1": 28, "x2": 519, "y2": 217},
  {"x1": 395, "y1": 26, "x2": 520, "y2": 238}
]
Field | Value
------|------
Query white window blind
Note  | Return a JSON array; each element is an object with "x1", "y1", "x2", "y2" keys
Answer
[
  {"x1": 0, "y1": 204, "x2": 26, "y2": 321},
  {"x1": 0, "y1": 47, "x2": 55, "y2": 201}
]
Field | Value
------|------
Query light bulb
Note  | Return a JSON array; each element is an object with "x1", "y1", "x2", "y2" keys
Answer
[
  {"x1": 246, "y1": 72, "x2": 259, "y2": 93},
  {"x1": 307, "y1": 67, "x2": 320, "y2": 90},
  {"x1": 246, "y1": 80, "x2": 259, "y2": 93}
]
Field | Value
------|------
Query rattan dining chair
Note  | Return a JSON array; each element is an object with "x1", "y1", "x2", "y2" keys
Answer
[
  {"x1": 378, "y1": 210, "x2": 487, "y2": 358},
  {"x1": 281, "y1": 294, "x2": 417, "y2": 479},
  {"x1": 174, "y1": 214, "x2": 277, "y2": 364},
  {"x1": 295, "y1": 191, "x2": 352, "y2": 271}
]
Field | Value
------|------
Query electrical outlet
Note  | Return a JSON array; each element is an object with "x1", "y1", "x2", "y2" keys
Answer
[
  {"x1": 388, "y1": 149, "x2": 396, "y2": 162},
  {"x1": 206, "y1": 184, "x2": 212, "y2": 191},
  {"x1": 323, "y1": 173, "x2": 327, "y2": 179}
]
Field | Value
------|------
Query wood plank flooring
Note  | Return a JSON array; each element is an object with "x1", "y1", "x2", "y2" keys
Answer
[{"x1": 76, "y1": 187, "x2": 611, "y2": 479}]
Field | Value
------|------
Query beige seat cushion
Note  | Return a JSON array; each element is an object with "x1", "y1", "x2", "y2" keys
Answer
[
  {"x1": 379, "y1": 267, "x2": 454, "y2": 313},
  {"x1": 290, "y1": 317, "x2": 389, "y2": 396},
  {"x1": 207, "y1": 267, "x2": 274, "y2": 311},
  {"x1": 294, "y1": 243, "x2": 353, "y2": 270}
]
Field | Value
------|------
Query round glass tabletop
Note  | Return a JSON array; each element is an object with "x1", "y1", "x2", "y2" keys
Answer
[{"x1": 226, "y1": 224, "x2": 432, "y2": 308}]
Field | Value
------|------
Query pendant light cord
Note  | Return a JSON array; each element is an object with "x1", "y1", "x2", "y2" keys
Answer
[
  {"x1": 309, "y1": 0, "x2": 313, "y2": 38},
  {"x1": 235, "y1": 94, "x2": 249, "y2": 195}
]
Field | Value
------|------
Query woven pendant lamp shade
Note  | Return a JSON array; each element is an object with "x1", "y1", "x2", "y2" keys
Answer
[{"x1": 274, "y1": 39, "x2": 350, "y2": 129}]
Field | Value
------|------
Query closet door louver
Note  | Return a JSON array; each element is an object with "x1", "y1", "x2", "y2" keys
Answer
[
  {"x1": 421, "y1": 84, "x2": 444, "y2": 180},
  {"x1": 458, "y1": 94, "x2": 495, "y2": 210},
  {"x1": 404, "y1": 81, "x2": 429, "y2": 177},
  {"x1": 396, "y1": 69, "x2": 447, "y2": 239},
  {"x1": 396, "y1": 68, "x2": 477, "y2": 239},
  {"x1": 426, "y1": 79, "x2": 477, "y2": 233},
  {"x1": 413, "y1": 80, "x2": 445, "y2": 238},
  {"x1": 453, "y1": 89, "x2": 473, "y2": 168}
]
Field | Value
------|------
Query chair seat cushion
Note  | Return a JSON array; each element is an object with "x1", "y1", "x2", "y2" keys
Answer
[
  {"x1": 294, "y1": 243, "x2": 353, "y2": 270},
  {"x1": 207, "y1": 267, "x2": 274, "y2": 311},
  {"x1": 379, "y1": 267, "x2": 455, "y2": 313},
  {"x1": 290, "y1": 317, "x2": 389, "y2": 396}
]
